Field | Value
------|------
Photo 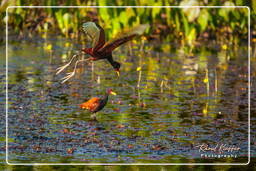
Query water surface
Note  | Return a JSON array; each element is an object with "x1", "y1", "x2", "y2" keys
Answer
[{"x1": 1, "y1": 36, "x2": 250, "y2": 163}]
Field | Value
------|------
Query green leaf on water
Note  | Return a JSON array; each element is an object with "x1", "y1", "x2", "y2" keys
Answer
[
  {"x1": 112, "y1": 19, "x2": 121, "y2": 36},
  {"x1": 55, "y1": 11, "x2": 64, "y2": 34},
  {"x1": 181, "y1": 12, "x2": 189, "y2": 37},
  {"x1": 187, "y1": 28, "x2": 196, "y2": 46},
  {"x1": 152, "y1": 2, "x2": 162, "y2": 19},
  {"x1": 198, "y1": 9, "x2": 209, "y2": 32},
  {"x1": 63, "y1": 13, "x2": 71, "y2": 28},
  {"x1": 235, "y1": 0, "x2": 243, "y2": 6},
  {"x1": 174, "y1": 10, "x2": 180, "y2": 31},
  {"x1": 252, "y1": 0, "x2": 256, "y2": 14},
  {"x1": 119, "y1": 10, "x2": 128, "y2": 27},
  {"x1": 219, "y1": 1, "x2": 235, "y2": 21}
]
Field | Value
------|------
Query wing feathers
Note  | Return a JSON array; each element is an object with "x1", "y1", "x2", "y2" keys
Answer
[
  {"x1": 82, "y1": 22, "x2": 105, "y2": 49},
  {"x1": 80, "y1": 97, "x2": 100, "y2": 111},
  {"x1": 82, "y1": 22, "x2": 148, "y2": 53},
  {"x1": 93, "y1": 23, "x2": 106, "y2": 51},
  {"x1": 101, "y1": 34, "x2": 137, "y2": 53},
  {"x1": 100, "y1": 24, "x2": 149, "y2": 52}
]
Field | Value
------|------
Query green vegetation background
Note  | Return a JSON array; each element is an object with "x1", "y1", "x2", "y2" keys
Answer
[{"x1": 0, "y1": 0, "x2": 254, "y2": 46}]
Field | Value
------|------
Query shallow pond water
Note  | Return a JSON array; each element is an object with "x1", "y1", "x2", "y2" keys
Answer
[{"x1": 0, "y1": 35, "x2": 250, "y2": 163}]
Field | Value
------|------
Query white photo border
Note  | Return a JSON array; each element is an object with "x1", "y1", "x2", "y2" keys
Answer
[{"x1": 5, "y1": 6, "x2": 251, "y2": 165}]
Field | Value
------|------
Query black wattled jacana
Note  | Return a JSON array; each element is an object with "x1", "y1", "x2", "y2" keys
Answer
[
  {"x1": 80, "y1": 89, "x2": 117, "y2": 120},
  {"x1": 56, "y1": 22, "x2": 149, "y2": 83}
]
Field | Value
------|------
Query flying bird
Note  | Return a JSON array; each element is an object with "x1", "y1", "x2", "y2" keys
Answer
[{"x1": 56, "y1": 22, "x2": 149, "y2": 83}]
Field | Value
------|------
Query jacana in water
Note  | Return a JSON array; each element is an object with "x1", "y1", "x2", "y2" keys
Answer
[
  {"x1": 56, "y1": 22, "x2": 149, "y2": 83},
  {"x1": 80, "y1": 89, "x2": 117, "y2": 120}
]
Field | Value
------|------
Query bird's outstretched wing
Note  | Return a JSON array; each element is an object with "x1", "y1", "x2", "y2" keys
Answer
[
  {"x1": 82, "y1": 22, "x2": 105, "y2": 51},
  {"x1": 99, "y1": 24, "x2": 149, "y2": 53}
]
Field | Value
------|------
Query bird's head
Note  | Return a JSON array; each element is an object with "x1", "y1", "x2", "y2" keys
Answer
[
  {"x1": 107, "y1": 88, "x2": 117, "y2": 96},
  {"x1": 112, "y1": 61, "x2": 121, "y2": 77}
]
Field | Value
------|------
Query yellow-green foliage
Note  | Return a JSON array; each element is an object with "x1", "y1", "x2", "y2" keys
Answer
[{"x1": 0, "y1": 0, "x2": 252, "y2": 45}]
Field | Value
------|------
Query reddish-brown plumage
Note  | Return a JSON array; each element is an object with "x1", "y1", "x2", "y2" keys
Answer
[
  {"x1": 55, "y1": 23, "x2": 148, "y2": 83},
  {"x1": 79, "y1": 89, "x2": 117, "y2": 114},
  {"x1": 82, "y1": 22, "x2": 148, "y2": 75},
  {"x1": 80, "y1": 97, "x2": 100, "y2": 112}
]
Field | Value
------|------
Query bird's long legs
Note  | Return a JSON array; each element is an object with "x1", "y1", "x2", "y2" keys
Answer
[
  {"x1": 56, "y1": 54, "x2": 80, "y2": 75},
  {"x1": 60, "y1": 58, "x2": 91, "y2": 83}
]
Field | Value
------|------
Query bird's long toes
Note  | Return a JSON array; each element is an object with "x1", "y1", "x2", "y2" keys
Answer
[
  {"x1": 60, "y1": 72, "x2": 75, "y2": 83},
  {"x1": 61, "y1": 72, "x2": 73, "y2": 80},
  {"x1": 61, "y1": 77, "x2": 71, "y2": 84},
  {"x1": 56, "y1": 64, "x2": 69, "y2": 75},
  {"x1": 56, "y1": 64, "x2": 68, "y2": 71}
]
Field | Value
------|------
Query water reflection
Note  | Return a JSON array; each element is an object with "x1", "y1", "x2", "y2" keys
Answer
[{"x1": 4, "y1": 37, "x2": 249, "y2": 163}]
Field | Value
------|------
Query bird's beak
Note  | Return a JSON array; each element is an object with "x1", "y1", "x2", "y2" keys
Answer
[
  {"x1": 115, "y1": 69, "x2": 120, "y2": 77},
  {"x1": 110, "y1": 91, "x2": 117, "y2": 96}
]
